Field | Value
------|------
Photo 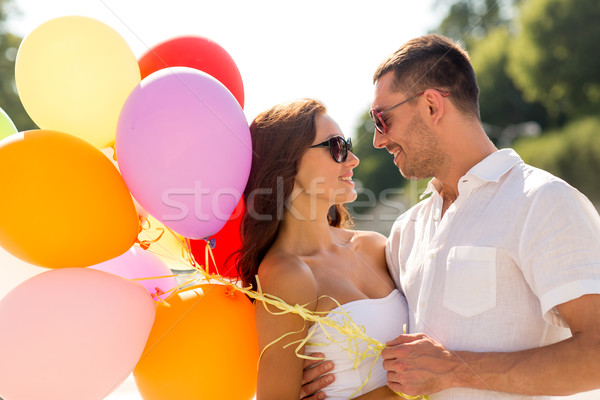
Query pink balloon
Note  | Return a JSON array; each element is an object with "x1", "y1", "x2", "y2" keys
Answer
[
  {"x1": 116, "y1": 67, "x2": 252, "y2": 239},
  {"x1": 0, "y1": 268, "x2": 156, "y2": 400},
  {"x1": 90, "y1": 245, "x2": 178, "y2": 299}
]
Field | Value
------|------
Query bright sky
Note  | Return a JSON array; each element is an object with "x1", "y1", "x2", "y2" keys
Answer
[{"x1": 8, "y1": 0, "x2": 441, "y2": 140}]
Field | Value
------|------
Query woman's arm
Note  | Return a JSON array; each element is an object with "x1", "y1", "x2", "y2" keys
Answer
[
  {"x1": 353, "y1": 386, "x2": 402, "y2": 399},
  {"x1": 255, "y1": 255, "x2": 318, "y2": 400}
]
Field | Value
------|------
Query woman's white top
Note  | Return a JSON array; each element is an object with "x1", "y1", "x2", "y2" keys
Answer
[{"x1": 304, "y1": 289, "x2": 408, "y2": 399}]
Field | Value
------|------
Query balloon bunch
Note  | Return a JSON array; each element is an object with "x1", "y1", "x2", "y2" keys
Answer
[
  {"x1": 0, "y1": 16, "x2": 255, "y2": 400},
  {"x1": 0, "y1": 16, "x2": 427, "y2": 400}
]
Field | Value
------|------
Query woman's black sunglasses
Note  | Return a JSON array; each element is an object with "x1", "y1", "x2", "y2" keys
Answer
[{"x1": 309, "y1": 136, "x2": 353, "y2": 163}]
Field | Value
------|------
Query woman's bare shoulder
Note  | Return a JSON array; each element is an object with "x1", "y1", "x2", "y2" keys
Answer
[
  {"x1": 348, "y1": 229, "x2": 387, "y2": 250},
  {"x1": 344, "y1": 229, "x2": 389, "y2": 274},
  {"x1": 257, "y1": 250, "x2": 318, "y2": 310}
]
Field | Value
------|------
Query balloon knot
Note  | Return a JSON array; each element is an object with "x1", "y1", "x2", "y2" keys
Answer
[
  {"x1": 154, "y1": 287, "x2": 165, "y2": 297},
  {"x1": 204, "y1": 237, "x2": 216, "y2": 249}
]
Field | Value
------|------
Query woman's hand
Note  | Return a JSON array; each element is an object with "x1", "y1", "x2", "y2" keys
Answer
[{"x1": 299, "y1": 353, "x2": 335, "y2": 399}]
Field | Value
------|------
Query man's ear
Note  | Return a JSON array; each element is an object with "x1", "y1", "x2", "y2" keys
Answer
[{"x1": 423, "y1": 89, "x2": 445, "y2": 126}]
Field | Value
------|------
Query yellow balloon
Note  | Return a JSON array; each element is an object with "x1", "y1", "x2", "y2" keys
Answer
[
  {"x1": 133, "y1": 284, "x2": 258, "y2": 400},
  {"x1": 0, "y1": 130, "x2": 139, "y2": 268},
  {"x1": 99, "y1": 147, "x2": 191, "y2": 270},
  {"x1": 138, "y1": 215, "x2": 192, "y2": 270},
  {"x1": 15, "y1": 16, "x2": 140, "y2": 148}
]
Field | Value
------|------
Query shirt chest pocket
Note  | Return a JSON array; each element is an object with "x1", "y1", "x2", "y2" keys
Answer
[{"x1": 443, "y1": 246, "x2": 497, "y2": 318}]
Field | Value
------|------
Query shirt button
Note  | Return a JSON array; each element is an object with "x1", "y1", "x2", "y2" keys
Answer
[
  {"x1": 429, "y1": 253, "x2": 435, "y2": 259},
  {"x1": 420, "y1": 302, "x2": 426, "y2": 308}
]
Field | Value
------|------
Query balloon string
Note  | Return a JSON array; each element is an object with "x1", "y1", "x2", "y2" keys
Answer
[
  {"x1": 132, "y1": 274, "x2": 179, "y2": 281},
  {"x1": 110, "y1": 143, "x2": 118, "y2": 161},
  {"x1": 172, "y1": 233, "x2": 196, "y2": 267},
  {"x1": 129, "y1": 224, "x2": 429, "y2": 399},
  {"x1": 151, "y1": 241, "x2": 429, "y2": 400},
  {"x1": 128, "y1": 238, "x2": 428, "y2": 400},
  {"x1": 204, "y1": 237, "x2": 220, "y2": 275},
  {"x1": 135, "y1": 217, "x2": 196, "y2": 269},
  {"x1": 136, "y1": 216, "x2": 165, "y2": 250}
]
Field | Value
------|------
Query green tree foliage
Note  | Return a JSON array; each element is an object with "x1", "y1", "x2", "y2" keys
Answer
[
  {"x1": 508, "y1": 0, "x2": 600, "y2": 123},
  {"x1": 354, "y1": 0, "x2": 526, "y2": 201},
  {"x1": 0, "y1": 0, "x2": 35, "y2": 131},
  {"x1": 356, "y1": 0, "x2": 600, "y2": 213},
  {"x1": 348, "y1": 112, "x2": 406, "y2": 214},
  {"x1": 514, "y1": 116, "x2": 600, "y2": 204},
  {"x1": 470, "y1": 26, "x2": 548, "y2": 142},
  {"x1": 431, "y1": 0, "x2": 549, "y2": 145},
  {"x1": 433, "y1": 0, "x2": 518, "y2": 47}
]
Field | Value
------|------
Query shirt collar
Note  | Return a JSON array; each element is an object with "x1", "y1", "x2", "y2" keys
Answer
[
  {"x1": 420, "y1": 148, "x2": 522, "y2": 199},
  {"x1": 421, "y1": 179, "x2": 439, "y2": 199},
  {"x1": 466, "y1": 148, "x2": 522, "y2": 183}
]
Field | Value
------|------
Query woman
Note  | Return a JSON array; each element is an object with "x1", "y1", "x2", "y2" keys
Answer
[{"x1": 237, "y1": 99, "x2": 408, "y2": 399}]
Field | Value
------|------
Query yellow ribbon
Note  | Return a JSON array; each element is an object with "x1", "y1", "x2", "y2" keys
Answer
[{"x1": 136, "y1": 224, "x2": 428, "y2": 400}]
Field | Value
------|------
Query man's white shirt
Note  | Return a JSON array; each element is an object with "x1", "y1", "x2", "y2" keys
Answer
[{"x1": 386, "y1": 149, "x2": 600, "y2": 399}]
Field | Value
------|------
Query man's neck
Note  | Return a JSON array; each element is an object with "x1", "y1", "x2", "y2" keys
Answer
[{"x1": 434, "y1": 139, "x2": 497, "y2": 217}]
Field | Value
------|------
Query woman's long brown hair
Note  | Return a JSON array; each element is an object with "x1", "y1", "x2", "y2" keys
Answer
[{"x1": 236, "y1": 99, "x2": 352, "y2": 290}]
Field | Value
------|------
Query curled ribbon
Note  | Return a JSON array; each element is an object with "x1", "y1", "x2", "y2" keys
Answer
[{"x1": 135, "y1": 227, "x2": 428, "y2": 400}]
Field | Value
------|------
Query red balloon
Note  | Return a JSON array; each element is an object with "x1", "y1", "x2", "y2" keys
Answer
[
  {"x1": 138, "y1": 36, "x2": 244, "y2": 108},
  {"x1": 190, "y1": 199, "x2": 244, "y2": 277}
]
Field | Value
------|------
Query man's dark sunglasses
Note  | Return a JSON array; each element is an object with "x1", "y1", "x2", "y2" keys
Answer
[{"x1": 369, "y1": 89, "x2": 451, "y2": 134}]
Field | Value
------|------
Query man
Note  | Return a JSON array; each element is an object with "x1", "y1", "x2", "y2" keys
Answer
[{"x1": 301, "y1": 34, "x2": 600, "y2": 399}]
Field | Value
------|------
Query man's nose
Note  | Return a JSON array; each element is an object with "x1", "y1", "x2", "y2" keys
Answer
[{"x1": 373, "y1": 130, "x2": 387, "y2": 149}]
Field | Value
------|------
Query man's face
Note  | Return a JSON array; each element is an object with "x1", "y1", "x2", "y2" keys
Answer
[{"x1": 371, "y1": 72, "x2": 444, "y2": 180}]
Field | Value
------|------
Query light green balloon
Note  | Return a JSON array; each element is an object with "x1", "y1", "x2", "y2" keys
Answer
[{"x1": 0, "y1": 107, "x2": 17, "y2": 141}]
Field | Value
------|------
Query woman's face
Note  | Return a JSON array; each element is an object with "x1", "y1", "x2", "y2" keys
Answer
[{"x1": 295, "y1": 112, "x2": 360, "y2": 206}]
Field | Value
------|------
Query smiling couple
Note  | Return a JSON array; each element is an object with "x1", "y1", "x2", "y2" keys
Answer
[{"x1": 235, "y1": 34, "x2": 600, "y2": 400}]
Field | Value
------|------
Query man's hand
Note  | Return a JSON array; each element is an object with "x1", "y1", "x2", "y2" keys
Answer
[
  {"x1": 299, "y1": 353, "x2": 335, "y2": 399},
  {"x1": 381, "y1": 334, "x2": 461, "y2": 396}
]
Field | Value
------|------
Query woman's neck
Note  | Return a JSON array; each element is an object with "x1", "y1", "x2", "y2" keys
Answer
[{"x1": 275, "y1": 196, "x2": 336, "y2": 256}]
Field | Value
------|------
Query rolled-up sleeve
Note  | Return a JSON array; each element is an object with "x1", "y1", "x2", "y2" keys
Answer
[{"x1": 518, "y1": 181, "x2": 600, "y2": 327}]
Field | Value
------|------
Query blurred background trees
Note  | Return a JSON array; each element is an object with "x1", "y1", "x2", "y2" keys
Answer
[
  {"x1": 0, "y1": 0, "x2": 35, "y2": 131},
  {"x1": 0, "y1": 0, "x2": 598, "y2": 231},
  {"x1": 352, "y1": 0, "x2": 600, "y2": 231}
]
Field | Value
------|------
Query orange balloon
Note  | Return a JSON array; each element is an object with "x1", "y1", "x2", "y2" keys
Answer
[
  {"x1": 0, "y1": 130, "x2": 139, "y2": 268},
  {"x1": 133, "y1": 284, "x2": 258, "y2": 400}
]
